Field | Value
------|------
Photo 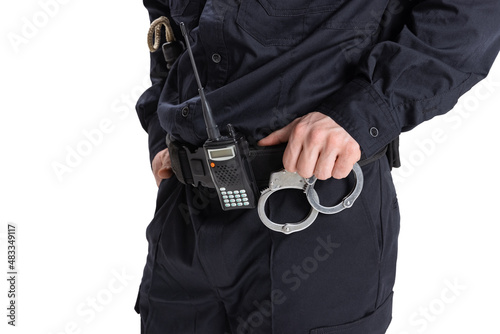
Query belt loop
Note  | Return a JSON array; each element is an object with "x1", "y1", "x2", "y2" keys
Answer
[{"x1": 386, "y1": 137, "x2": 401, "y2": 169}]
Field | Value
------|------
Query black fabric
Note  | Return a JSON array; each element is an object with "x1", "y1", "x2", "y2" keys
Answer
[
  {"x1": 309, "y1": 293, "x2": 393, "y2": 334},
  {"x1": 386, "y1": 137, "x2": 401, "y2": 170},
  {"x1": 136, "y1": 155, "x2": 400, "y2": 334},
  {"x1": 136, "y1": 0, "x2": 500, "y2": 162}
]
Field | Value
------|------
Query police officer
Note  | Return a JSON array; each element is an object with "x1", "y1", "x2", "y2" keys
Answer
[{"x1": 135, "y1": 0, "x2": 500, "y2": 333}]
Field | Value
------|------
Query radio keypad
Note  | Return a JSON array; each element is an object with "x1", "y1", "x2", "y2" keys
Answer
[{"x1": 220, "y1": 188, "x2": 250, "y2": 207}]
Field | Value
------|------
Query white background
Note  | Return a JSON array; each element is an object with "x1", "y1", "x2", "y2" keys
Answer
[{"x1": 1, "y1": 1, "x2": 499, "y2": 333}]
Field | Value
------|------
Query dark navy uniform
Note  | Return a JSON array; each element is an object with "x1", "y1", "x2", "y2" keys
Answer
[{"x1": 135, "y1": 1, "x2": 500, "y2": 333}]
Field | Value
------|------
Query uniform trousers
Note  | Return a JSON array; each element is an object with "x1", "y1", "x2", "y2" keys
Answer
[{"x1": 135, "y1": 154, "x2": 400, "y2": 334}]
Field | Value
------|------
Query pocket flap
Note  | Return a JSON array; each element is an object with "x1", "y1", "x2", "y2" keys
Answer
[{"x1": 310, "y1": 292, "x2": 393, "y2": 334}]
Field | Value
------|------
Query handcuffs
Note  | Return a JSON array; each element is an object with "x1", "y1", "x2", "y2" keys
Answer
[{"x1": 257, "y1": 163, "x2": 364, "y2": 234}]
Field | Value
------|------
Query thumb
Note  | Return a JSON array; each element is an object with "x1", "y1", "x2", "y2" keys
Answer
[
  {"x1": 158, "y1": 149, "x2": 172, "y2": 178},
  {"x1": 258, "y1": 122, "x2": 294, "y2": 146}
]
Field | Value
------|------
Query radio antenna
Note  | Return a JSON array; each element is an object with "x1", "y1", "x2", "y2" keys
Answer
[{"x1": 180, "y1": 22, "x2": 221, "y2": 140}]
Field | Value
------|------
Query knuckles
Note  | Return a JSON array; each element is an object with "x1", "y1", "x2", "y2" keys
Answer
[
  {"x1": 308, "y1": 128, "x2": 326, "y2": 145},
  {"x1": 344, "y1": 141, "x2": 361, "y2": 161},
  {"x1": 296, "y1": 168, "x2": 314, "y2": 179},
  {"x1": 279, "y1": 112, "x2": 361, "y2": 181},
  {"x1": 315, "y1": 170, "x2": 331, "y2": 181},
  {"x1": 292, "y1": 121, "x2": 308, "y2": 138}
]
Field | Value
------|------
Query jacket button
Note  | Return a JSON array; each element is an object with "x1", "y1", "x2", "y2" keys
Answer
[
  {"x1": 211, "y1": 53, "x2": 221, "y2": 63},
  {"x1": 369, "y1": 127, "x2": 379, "y2": 137},
  {"x1": 181, "y1": 106, "x2": 189, "y2": 117}
]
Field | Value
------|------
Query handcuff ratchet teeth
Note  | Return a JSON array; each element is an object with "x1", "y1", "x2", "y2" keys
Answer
[{"x1": 257, "y1": 163, "x2": 364, "y2": 234}]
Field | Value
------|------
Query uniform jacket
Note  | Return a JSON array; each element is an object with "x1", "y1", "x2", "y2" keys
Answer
[{"x1": 136, "y1": 0, "x2": 500, "y2": 163}]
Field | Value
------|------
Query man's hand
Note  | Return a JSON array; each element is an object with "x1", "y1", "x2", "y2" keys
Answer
[
  {"x1": 258, "y1": 112, "x2": 361, "y2": 180},
  {"x1": 152, "y1": 148, "x2": 173, "y2": 186}
]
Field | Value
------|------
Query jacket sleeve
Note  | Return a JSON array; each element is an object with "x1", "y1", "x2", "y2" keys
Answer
[
  {"x1": 136, "y1": 0, "x2": 178, "y2": 164},
  {"x1": 318, "y1": 0, "x2": 500, "y2": 159}
]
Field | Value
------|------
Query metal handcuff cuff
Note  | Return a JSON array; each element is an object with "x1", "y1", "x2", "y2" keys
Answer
[{"x1": 257, "y1": 163, "x2": 364, "y2": 234}]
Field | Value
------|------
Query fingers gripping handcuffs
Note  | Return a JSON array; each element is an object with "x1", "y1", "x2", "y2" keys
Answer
[
  {"x1": 167, "y1": 21, "x2": 364, "y2": 235},
  {"x1": 257, "y1": 165, "x2": 364, "y2": 234}
]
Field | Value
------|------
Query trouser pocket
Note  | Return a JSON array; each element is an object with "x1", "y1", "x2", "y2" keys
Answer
[
  {"x1": 268, "y1": 157, "x2": 398, "y2": 334},
  {"x1": 310, "y1": 292, "x2": 393, "y2": 334}
]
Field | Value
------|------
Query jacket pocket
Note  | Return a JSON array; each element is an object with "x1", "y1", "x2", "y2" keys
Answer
[
  {"x1": 310, "y1": 292, "x2": 393, "y2": 334},
  {"x1": 236, "y1": 0, "x2": 387, "y2": 47},
  {"x1": 236, "y1": 0, "x2": 346, "y2": 47},
  {"x1": 256, "y1": 0, "x2": 344, "y2": 15},
  {"x1": 236, "y1": 0, "x2": 307, "y2": 46}
]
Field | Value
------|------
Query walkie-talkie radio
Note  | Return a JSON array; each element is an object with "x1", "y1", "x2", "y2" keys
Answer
[{"x1": 180, "y1": 23, "x2": 259, "y2": 211}]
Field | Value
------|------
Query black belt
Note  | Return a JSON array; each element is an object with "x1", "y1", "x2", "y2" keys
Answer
[{"x1": 167, "y1": 136, "x2": 388, "y2": 189}]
